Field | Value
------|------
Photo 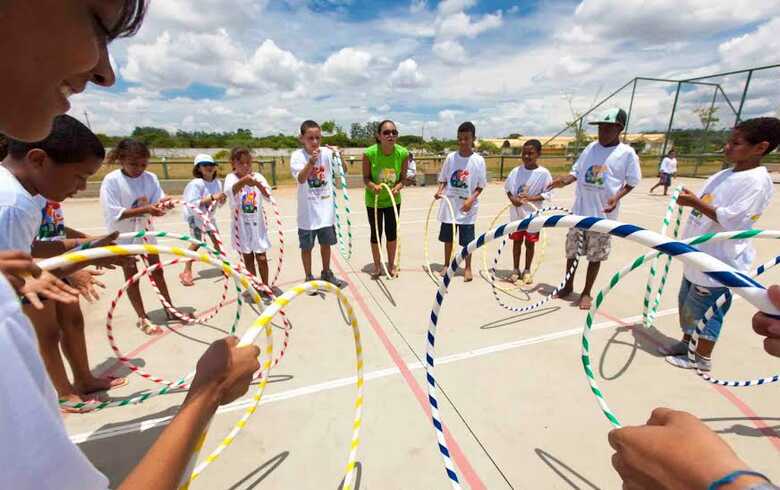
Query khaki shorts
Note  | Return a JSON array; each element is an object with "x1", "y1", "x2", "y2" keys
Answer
[{"x1": 565, "y1": 229, "x2": 611, "y2": 262}]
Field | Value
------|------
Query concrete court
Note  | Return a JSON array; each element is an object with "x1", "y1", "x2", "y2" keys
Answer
[{"x1": 60, "y1": 176, "x2": 780, "y2": 489}]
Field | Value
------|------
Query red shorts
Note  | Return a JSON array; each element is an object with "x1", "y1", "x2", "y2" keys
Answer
[{"x1": 509, "y1": 231, "x2": 540, "y2": 243}]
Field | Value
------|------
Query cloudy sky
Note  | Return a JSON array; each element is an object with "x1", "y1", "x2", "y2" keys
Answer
[{"x1": 69, "y1": 0, "x2": 780, "y2": 139}]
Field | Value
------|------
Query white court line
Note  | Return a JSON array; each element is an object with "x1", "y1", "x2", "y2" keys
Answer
[{"x1": 68, "y1": 307, "x2": 677, "y2": 444}]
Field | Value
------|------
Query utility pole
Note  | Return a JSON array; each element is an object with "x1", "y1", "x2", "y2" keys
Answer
[{"x1": 83, "y1": 110, "x2": 92, "y2": 130}]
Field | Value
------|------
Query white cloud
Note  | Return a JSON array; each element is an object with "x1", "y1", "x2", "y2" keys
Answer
[
  {"x1": 438, "y1": 0, "x2": 477, "y2": 16},
  {"x1": 437, "y1": 11, "x2": 503, "y2": 39},
  {"x1": 432, "y1": 40, "x2": 468, "y2": 65},
  {"x1": 390, "y1": 58, "x2": 428, "y2": 89},
  {"x1": 718, "y1": 18, "x2": 780, "y2": 68},
  {"x1": 321, "y1": 47, "x2": 373, "y2": 84},
  {"x1": 410, "y1": 0, "x2": 427, "y2": 14}
]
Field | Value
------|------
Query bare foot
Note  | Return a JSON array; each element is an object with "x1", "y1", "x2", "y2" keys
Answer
[
  {"x1": 463, "y1": 268, "x2": 473, "y2": 282},
  {"x1": 439, "y1": 267, "x2": 448, "y2": 278},
  {"x1": 370, "y1": 265, "x2": 382, "y2": 278},
  {"x1": 578, "y1": 294, "x2": 593, "y2": 310},
  {"x1": 554, "y1": 287, "x2": 573, "y2": 299},
  {"x1": 75, "y1": 376, "x2": 128, "y2": 395},
  {"x1": 179, "y1": 272, "x2": 194, "y2": 287},
  {"x1": 390, "y1": 265, "x2": 399, "y2": 278},
  {"x1": 137, "y1": 318, "x2": 164, "y2": 335}
]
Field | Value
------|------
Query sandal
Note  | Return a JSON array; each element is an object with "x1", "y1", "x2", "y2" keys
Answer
[{"x1": 137, "y1": 318, "x2": 163, "y2": 335}]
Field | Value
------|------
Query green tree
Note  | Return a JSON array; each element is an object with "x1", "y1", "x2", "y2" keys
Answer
[
  {"x1": 477, "y1": 140, "x2": 501, "y2": 154},
  {"x1": 694, "y1": 106, "x2": 720, "y2": 130}
]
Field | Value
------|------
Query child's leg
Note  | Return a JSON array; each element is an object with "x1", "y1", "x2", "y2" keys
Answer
[
  {"x1": 512, "y1": 238, "x2": 522, "y2": 271},
  {"x1": 208, "y1": 231, "x2": 223, "y2": 255},
  {"x1": 442, "y1": 241, "x2": 453, "y2": 276},
  {"x1": 242, "y1": 253, "x2": 257, "y2": 277},
  {"x1": 179, "y1": 242, "x2": 199, "y2": 286},
  {"x1": 255, "y1": 252, "x2": 269, "y2": 286},
  {"x1": 320, "y1": 243, "x2": 331, "y2": 273},
  {"x1": 524, "y1": 239, "x2": 535, "y2": 272},
  {"x1": 385, "y1": 206, "x2": 400, "y2": 275},
  {"x1": 23, "y1": 302, "x2": 78, "y2": 400},
  {"x1": 147, "y1": 254, "x2": 175, "y2": 316},
  {"x1": 58, "y1": 300, "x2": 122, "y2": 394},
  {"x1": 124, "y1": 260, "x2": 148, "y2": 319},
  {"x1": 298, "y1": 229, "x2": 315, "y2": 278},
  {"x1": 557, "y1": 229, "x2": 581, "y2": 298},
  {"x1": 367, "y1": 207, "x2": 382, "y2": 273}
]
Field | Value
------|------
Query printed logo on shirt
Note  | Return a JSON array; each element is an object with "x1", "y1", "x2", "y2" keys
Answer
[
  {"x1": 691, "y1": 194, "x2": 713, "y2": 218},
  {"x1": 449, "y1": 169, "x2": 470, "y2": 189},
  {"x1": 516, "y1": 184, "x2": 528, "y2": 195},
  {"x1": 584, "y1": 165, "x2": 607, "y2": 186},
  {"x1": 131, "y1": 196, "x2": 150, "y2": 209},
  {"x1": 241, "y1": 190, "x2": 258, "y2": 214},
  {"x1": 38, "y1": 201, "x2": 65, "y2": 240},
  {"x1": 307, "y1": 165, "x2": 327, "y2": 188},
  {"x1": 751, "y1": 214, "x2": 762, "y2": 222},
  {"x1": 380, "y1": 168, "x2": 396, "y2": 184}
]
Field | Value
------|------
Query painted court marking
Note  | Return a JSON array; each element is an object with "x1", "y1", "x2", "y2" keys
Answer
[{"x1": 70, "y1": 307, "x2": 677, "y2": 445}]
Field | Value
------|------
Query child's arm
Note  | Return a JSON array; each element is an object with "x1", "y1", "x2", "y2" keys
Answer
[
  {"x1": 362, "y1": 154, "x2": 380, "y2": 193},
  {"x1": 296, "y1": 150, "x2": 320, "y2": 185},
  {"x1": 117, "y1": 337, "x2": 260, "y2": 490},
  {"x1": 676, "y1": 188, "x2": 717, "y2": 222},
  {"x1": 230, "y1": 175, "x2": 257, "y2": 196},
  {"x1": 461, "y1": 187, "x2": 483, "y2": 213}
]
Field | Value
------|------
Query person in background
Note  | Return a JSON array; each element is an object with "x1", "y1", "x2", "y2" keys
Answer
[{"x1": 650, "y1": 148, "x2": 677, "y2": 195}]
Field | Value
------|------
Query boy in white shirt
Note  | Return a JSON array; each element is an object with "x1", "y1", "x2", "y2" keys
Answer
[
  {"x1": 290, "y1": 120, "x2": 347, "y2": 288},
  {"x1": 434, "y1": 121, "x2": 488, "y2": 282},
  {"x1": 503, "y1": 139, "x2": 552, "y2": 284},
  {"x1": 549, "y1": 108, "x2": 642, "y2": 309},
  {"x1": 662, "y1": 117, "x2": 779, "y2": 371},
  {"x1": 650, "y1": 149, "x2": 678, "y2": 195}
]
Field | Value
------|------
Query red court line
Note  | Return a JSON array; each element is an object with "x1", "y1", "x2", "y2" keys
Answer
[
  {"x1": 332, "y1": 257, "x2": 486, "y2": 490},
  {"x1": 595, "y1": 309, "x2": 780, "y2": 453}
]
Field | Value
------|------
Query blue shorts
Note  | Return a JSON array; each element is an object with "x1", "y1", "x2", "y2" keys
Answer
[
  {"x1": 678, "y1": 277, "x2": 732, "y2": 342},
  {"x1": 298, "y1": 225, "x2": 337, "y2": 251},
  {"x1": 438, "y1": 223, "x2": 475, "y2": 248}
]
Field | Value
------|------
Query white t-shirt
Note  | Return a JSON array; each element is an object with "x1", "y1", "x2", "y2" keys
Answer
[
  {"x1": 223, "y1": 172, "x2": 271, "y2": 254},
  {"x1": 504, "y1": 165, "x2": 553, "y2": 221},
  {"x1": 682, "y1": 166, "x2": 774, "y2": 288},
  {"x1": 99, "y1": 170, "x2": 165, "y2": 243},
  {"x1": 182, "y1": 178, "x2": 222, "y2": 229},
  {"x1": 570, "y1": 142, "x2": 641, "y2": 220},
  {"x1": 407, "y1": 157, "x2": 417, "y2": 178},
  {"x1": 660, "y1": 157, "x2": 677, "y2": 174},
  {"x1": 0, "y1": 166, "x2": 46, "y2": 253},
  {"x1": 0, "y1": 275, "x2": 109, "y2": 490},
  {"x1": 290, "y1": 147, "x2": 336, "y2": 230},
  {"x1": 437, "y1": 151, "x2": 488, "y2": 225}
]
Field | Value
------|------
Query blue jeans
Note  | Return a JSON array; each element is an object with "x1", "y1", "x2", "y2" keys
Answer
[{"x1": 678, "y1": 277, "x2": 732, "y2": 342}]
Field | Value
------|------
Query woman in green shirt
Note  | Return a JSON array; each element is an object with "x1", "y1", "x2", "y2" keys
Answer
[{"x1": 362, "y1": 120, "x2": 409, "y2": 278}]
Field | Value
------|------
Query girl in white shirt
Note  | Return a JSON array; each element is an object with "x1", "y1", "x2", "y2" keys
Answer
[
  {"x1": 99, "y1": 139, "x2": 176, "y2": 334},
  {"x1": 223, "y1": 147, "x2": 275, "y2": 298},
  {"x1": 179, "y1": 154, "x2": 226, "y2": 286}
]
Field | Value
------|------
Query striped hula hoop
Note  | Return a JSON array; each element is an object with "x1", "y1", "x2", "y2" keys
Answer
[
  {"x1": 423, "y1": 195, "x2": 456, "y2": 286},
  {"x1": 332, "y1": 151, "x2": 354, "y2": 261},
  {"x1": 426, "y1": 215, "x2": 780, "y2": 488},
  {"x1": 372, "y1": 182, "x2": 401, "y2": 279}
]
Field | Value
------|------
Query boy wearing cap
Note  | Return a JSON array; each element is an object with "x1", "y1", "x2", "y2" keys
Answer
[
  {"x1": 179, "y1": 153, "x2": 226, "y2": 286},
  {"x1": 548, "y1": 108, "x2": 641, "y2": 310}
]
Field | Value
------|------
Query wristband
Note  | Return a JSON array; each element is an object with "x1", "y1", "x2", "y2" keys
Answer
[{"x1": 708, "y1": 470, "x2": 772, "y2": 490}]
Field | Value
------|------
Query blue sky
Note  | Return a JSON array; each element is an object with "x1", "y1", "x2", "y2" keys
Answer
[{"x1": 70, "y1": 1, "x2": 780, "y2": 138}]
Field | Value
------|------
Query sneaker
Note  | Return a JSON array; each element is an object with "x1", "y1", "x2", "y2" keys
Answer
[
  {"x1": 508, "y1": 270, "x2": 521, "y2": 283},
  {"x1": 304, "y1": 274, "x2": 318, "y2": 296},
  {"x1": 522, "y1": 270, "x2": 533, "y2": 285},
  {"x1": 321, "y1": 269, "x2": 347, "y2": 289},
  {"x1": 270, "y1": 285, "x2": 284, "y2": 297},
  {"x1": 665, "y1": 354, "x2": 712, "y2": 372},
  {"x1": 658, "y1": 341, "x2": 689, "y2": 356}
]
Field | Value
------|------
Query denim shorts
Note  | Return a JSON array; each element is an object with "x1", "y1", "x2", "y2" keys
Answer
[
  {"x1": 298, "y1": 225, "x2": 337, "y2": 250},
  {"x1": 678, "y1": 277, "x2": 732, "y2": 342},
  {"x1": 438, "y1": 223, "x2": 475, "y2": 247}
]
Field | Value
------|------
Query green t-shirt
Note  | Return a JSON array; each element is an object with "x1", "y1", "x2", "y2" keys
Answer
[{"x1": 364, "y1": 144, "x2": 408, "y2": 208}]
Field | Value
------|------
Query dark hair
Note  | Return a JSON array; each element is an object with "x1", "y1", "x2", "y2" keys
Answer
[
  {"x1": 107, "y1": 138, "x2": 149, "y2": 165},
  {"x1": 6, "y1": 115, "x2": 104, "y2": 163},
  {"x1": 457, "y1": 121, "x2": 476, "y2": 138},
  {"x1": 734, "y1": 117, "x2": 780, "y2": 155},
  {"x1": 300, "y1": 120, "x2": 320, "y2": 135},
  {"x1": 230, "y1": 147, "x2": 251, "y2": 163},
  {"x1": 375, "y1": 119, "x2": 396, "y2": 143},
  {"x1": 192, "y1": 163, "x2": 219, "y2": 180},
  {"x1": 107, "y1": 0, "x2": 149, "y2": 41},
  {"x1": 523, "y1": 139, "x2": 542, "y2": 154}
]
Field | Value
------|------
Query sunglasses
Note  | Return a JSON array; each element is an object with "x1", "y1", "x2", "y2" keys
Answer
[
  {"x1": 382, "y1": 129, "x2": 399, "y2": 136},
  {"x1": 198, "y1": 162, "x2": 218, "y2": 167}
]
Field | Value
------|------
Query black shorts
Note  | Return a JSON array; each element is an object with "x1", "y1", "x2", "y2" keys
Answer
[{"x1": 367, "y1": 205, "x2": 401, "y2": 243}]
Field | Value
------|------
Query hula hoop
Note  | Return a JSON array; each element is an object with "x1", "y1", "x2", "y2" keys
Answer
[
  {"x1": 425, "y1": 215, "x2": 780, "y2": 488},
  {"x1": 581, "y1": 229, "x2": 780, "y2": 429},
  {"x1": 486, "y1": 206, "x2": 583, "y2": 313},
  {"x1": 423, "y1": 196, "x2": 456, "y2": 286},
  {"x1": 180, "y1": 280, "x2": 365, "y2": 490},
  {"x1": 481, "y1": 203, "x2": 549, "y2": 287},
  {"x1": 332, "y1": 151, "x2": 353, "y2": 260},
  {"x1": 641, "y1": 185, "x2": 684, "y2": 327},
  {"x1": 43, "y1": 244, "x2": 264, "y2": 411},
  {"x1": 372, "y1": 183, "x2": 401, "y2": 279},
  {"x1": 105, "y1": 255, "x2": 292, "y2": 390}
]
